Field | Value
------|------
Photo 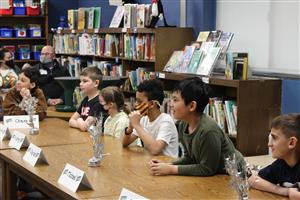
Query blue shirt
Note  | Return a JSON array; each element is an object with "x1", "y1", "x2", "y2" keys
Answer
[{"x1": 258, "y1": 159, "x2": 300, "y2": 185}]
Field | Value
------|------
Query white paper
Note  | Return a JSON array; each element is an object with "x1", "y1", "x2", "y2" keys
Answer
[
  {"x1": 118, "y1": 188, "x2": 149, "y2": 200},
  {"x1": 58, "y1": 163, "x2": 92, "y2": 193},
  {"x1": 8, "y1": 130, "x2": 29, "y2": 150},
  {"x1": 0, "y1": 124, "x2": 10, "y2": 141},
  {"x1": 23, "y1": 143, "x2": 48, "y2": 166},
  {"x1": 3, "y1": 115, "x2": 39, "y2": 129},
  {"x1": 109, "y1": 0, "x2": 122, "y2": 6}
]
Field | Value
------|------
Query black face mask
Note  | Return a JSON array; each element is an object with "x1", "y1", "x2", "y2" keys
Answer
[{"x1": 5, "y1": 60, "x2": 15, "y2": 69}]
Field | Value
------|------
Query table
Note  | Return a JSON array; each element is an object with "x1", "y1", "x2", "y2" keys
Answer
[
  {"x1": 47, "y1": 106, "x2": 73, "y2": 121},
  {"x1": 0, "y1": 136, "x2": 286, "y2": 200}
]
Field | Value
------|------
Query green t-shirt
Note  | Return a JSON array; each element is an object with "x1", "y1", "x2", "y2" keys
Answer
[{"x1": 173, "y1": 114, "x2": 245, "y2": 176}]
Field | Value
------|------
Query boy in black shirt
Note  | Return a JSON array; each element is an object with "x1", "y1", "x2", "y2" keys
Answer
[
  {"x1": 249, "y1": 114, "x2": 300, "y2": 199},
  {"x1": 69, "y1": 67, "x2": 105, "y2": 131}
]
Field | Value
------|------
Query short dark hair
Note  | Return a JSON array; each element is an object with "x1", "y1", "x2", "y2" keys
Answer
[
  {"x1": 137, "y1": 79, "x2": 164, "y2": 105},
  {"x1": 0, "y1": 48, "x2": 10, "y2": 60},
  {"x1": 173, "y1": 77, "x2": 211, "y2": 114},
  {"x1": 21, "y1": 67, "x2": 41, "y2": 90},
  {"x1": 80, "y1": 66, "x2": 103, "y2": 82},
  {"x1": 271, "y1": 114, "x2": 300, "y2": 140},
  {"x1": 100, "y1": 86, "x2": 125, "y2": 111}
]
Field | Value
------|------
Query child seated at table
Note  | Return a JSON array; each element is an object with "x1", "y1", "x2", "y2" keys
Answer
[
  {"x1": 149, "y1": 77, "x2": 244, "y2": 176},
  {"x1": 99, "y1": 86, "x2": 129, "y2": 138},
  {"x1": 69, "y1": 67, "x2": 106, "y2": 131},
  {"x1": 248, "y1": 114, "x2": 300, "y2": 199},
  {"x1": 3, "y1": 67, "x2": 47, "y2": 120}
]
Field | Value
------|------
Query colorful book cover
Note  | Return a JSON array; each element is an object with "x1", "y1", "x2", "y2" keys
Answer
[
  {"x1": 87, "y1": 7, "x2": 94, "y2": 29},
  {"x1": 217, "y1": 32, "x2": 234, "y2": 59},
  {"x1": 93, "y1": 7, "x2": 101, "y2": 29},
  {"x1": 163, "y1": 50, "x2": 183, "y2": 72},
  {"x1": 206, "y1": 30, "x2": 223, "y2": 45},
  {"x1": 179, "y1": 45, "x2": 195, "y2": 73},
  {"x1": 196, "y1": 47, "x2": 221, "y2": 76},
  {"x1": 123, "y1": 4, "x2": 132, "y2": 28},
  {"x1": 196, "y1": 31, "x2": 210, "y2": 42},
  {"x1": 136, "y1": 4, "x2": 145, "y2": 28},
  {"x1": 77, "y1": 8, "x2": 86, "y2": 30},
  {"x1": 188, "y1": 49, "x2": 202, "y2": 74}
]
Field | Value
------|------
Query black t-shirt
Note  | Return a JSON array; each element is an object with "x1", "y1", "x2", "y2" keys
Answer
[
  {"x1": 258, "y1": 159, "x2": 300, "y2": 185},
  {"x1": 77, "y1": 95, "x2": 105, "y2": 120}
]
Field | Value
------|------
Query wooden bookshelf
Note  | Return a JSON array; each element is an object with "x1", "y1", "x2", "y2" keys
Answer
[
  {"x1": 157, "y1": 71, "x2": 282, "y2": 156},
  {"x1": 0, "y1": 0, "x2": 48, "y2": 69},
  {"x1": 54, "y1": 27, "x2": 194, "y2": 75}
]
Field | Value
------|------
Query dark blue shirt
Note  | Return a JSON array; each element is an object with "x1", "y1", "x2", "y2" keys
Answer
[{"x1": 258, "y1": 159, "x2": 300, "y2": 185}]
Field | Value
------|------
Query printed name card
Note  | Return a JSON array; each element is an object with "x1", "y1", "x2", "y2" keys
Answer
[
  {"x1": 58, "y1": 163, "x2": 93, "y2": 193},
  {"x1": 0, "y1": 124, "x2": 11, "y2": 141},
  {"x1": 3, "y1": 115, "x2": 39, "y2": 129},
  {"x1": 8, "y1": 130, "x2": 29, "y2": 150},
  {"x1": 118, "y1": 188, "x2": 149, "y2": 200},
  {"x1": 23, "y1": 143, "x2": 48, "y2": 166}
]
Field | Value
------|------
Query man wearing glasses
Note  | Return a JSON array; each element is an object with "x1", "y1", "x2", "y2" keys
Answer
[{"x1": 33, "y1": 45, "x2": 70, "y2": 106}]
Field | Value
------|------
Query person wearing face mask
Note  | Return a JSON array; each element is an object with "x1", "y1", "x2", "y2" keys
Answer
[
  {"x1": 33, "y1": 45, "x2": 70, "y2": 106},
  {"x1": 0, "y1": 48, "x2": 19, "y2": 89},
  {"x1": 122, "y1": 79, "x2": 179, "y2": 158}
]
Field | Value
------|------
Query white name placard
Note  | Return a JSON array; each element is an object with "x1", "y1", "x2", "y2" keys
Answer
[
  {"x1": 118, "y1": 188, "x2": 149, "y2": 200},
  {"x1": 0, "y1": 124, "x2": 11, "y2": 141},
  {"x1": 8, "y1": 130, "x2": 29, "y2": 150},
  {"x1": 58, "y1": 163, "x2": 92, "y2": 193},
  {"x1": 23, "y1": 143, "x2": 48, "y2": 167},
  {"x1": 4, "y1": 115, "x2": 39, "y2": 129}
]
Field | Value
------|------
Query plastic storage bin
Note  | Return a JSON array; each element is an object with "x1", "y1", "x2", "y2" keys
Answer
[
  {"x1": 28, "y1": 28, "x2": 41, "y2": 37},
  {"x1": 0, "y1": 28, "x2": 13, "y2": 38},
  {"x1": 26, "y1": 6, "x2": 40, "y2": 16},
  {"x1": 0, "y1": 7, "x2": 13, "y2": 15},
  {"x1": 14, "y1": 28, "x2": 27, "y2": 37},
  {"x1": 32, "y1": 51, "x2": 40, "y2": 60},
  {"x1": 18, "y1": 51, "x2": 31, "y2": 60},
  {"x1": 13, "y1": 6, "x2": 26, "y2": 15}
]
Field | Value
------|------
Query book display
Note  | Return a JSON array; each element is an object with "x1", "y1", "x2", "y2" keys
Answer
[
  {"x1": 0, "y1": 0, "x2": 48, "y2": 68},
  {"x1": 157, "y1": 72, "x2": 281, "y2": 156}
]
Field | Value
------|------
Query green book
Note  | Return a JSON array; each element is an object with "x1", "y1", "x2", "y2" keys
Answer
[
  {"x1": 188, "y1": 49, "x2": 202, "y2": 74},
  {"x1": 93, "y1": 7, "x2": 101, "y2": 29}
]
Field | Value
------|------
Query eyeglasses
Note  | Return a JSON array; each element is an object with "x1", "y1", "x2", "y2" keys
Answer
[{"x1": 41, "y1": 52, "x2": 53, "y2": 56}]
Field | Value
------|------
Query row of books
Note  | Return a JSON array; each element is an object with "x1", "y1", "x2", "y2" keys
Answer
[
  {"x1": 58, "y1": 56, "x2": 123, "y2": 77},
  {"x1": 163, "y1": 30, "x2": 234, "y2": 76},
  {"x1": 124, "y1": 34, "x2": 155, "y2": 60},
  {"x1": 226, "y1": 52, "x2": 249, "y2": 80},
  {"x1": 204, "y1": 98, "x2": 237, "y2": 136},
  {"x1": 68, "y1": 7, "x2": 101, "y2": 30},
  {"x1": 123, "y1": 67, "x2": 155, "y2": 91},
  {"x1": 53, "y1": 33, "x2": 156, "y2": 61},
  {"x1": 110, "y1": 4, "x2": 151, "y2": 28}
]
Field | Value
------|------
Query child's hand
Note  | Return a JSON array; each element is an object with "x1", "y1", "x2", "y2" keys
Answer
[
  {"x1": 129, "y1": 111, "x2": 142, "y2": 128},
  {"x1": 20, "y1": 88, "x2": 31, "y2": 98},
  {"x1": 149, "y1": 161, "x2": 175, "y2": 176}
]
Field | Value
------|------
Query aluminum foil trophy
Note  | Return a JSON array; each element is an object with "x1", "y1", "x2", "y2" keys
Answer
[
  {"x1": 87, "y1": 113, "x2": 104, "y2": 167},
  {"x1": 19, "y1": 89, "x2": 39, "y2": 135},
  {"x1": 225, "y1": 154, "x2": 250, "y2": 200}
]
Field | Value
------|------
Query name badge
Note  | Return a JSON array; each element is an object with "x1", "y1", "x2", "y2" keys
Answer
[
  {"x1": 8, "y1": 130, "x2": 29, "y2": 150},
  {"x1": 23, "y1": 143, "x2": 48, "y2": 167},
  {"x1": 119, "y1": 188, "x2": 149, "y2": 200},
  {"x1": 39, "y1": 69, "x2": 48, "y2": 75},
  {"x1": 4, "y1": 115, "x2": 39, "y2": 129},
  {"x1": 0, "y1": 124, "x2": 11, "y2": 141},
  {"x1": 58, "y1": 163, "x2": 93, "y2": 193}
]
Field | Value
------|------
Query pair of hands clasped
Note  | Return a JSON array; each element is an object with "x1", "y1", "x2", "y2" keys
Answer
[{"x1": 148, "y1": 159, "x2": 176, "y2": 176}]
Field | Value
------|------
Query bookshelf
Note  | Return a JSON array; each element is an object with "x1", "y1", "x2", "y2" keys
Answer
[
  {"x1": 53, "y1": 27, "x2": 194, "y2": 75},
  {"x1": 157, "y1": 72, "x2": 282, "y2": 156},
  {"x1": 0, "y1": 1, "x2": 48, "y2": 69}
]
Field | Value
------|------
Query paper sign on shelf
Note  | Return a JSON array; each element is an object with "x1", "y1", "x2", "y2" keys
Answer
[
  {"x1": 58, "y1": 163, "x2": 93, "y2": 193},
  {"x1": 118, "y1": 188, "x2": 149, "y2": 200},
  {"x1": 8, "y1": 130, "x2": 29, "y2": 150},
  {"x1": 202, "y1": 77, "x2": 210, "y2": 84},
  {"x1": 3, "y1": 115, "x2": 39, "y2": 129},
  {"x1": 158, "y1": 73, "x2": 165, "y2": 79},
  {"x1": 0, "y1": 124, "x2": 11, "y2": 141},
  {"x1": 23, "y1": 143, "x2": 48, "y2": 167}
]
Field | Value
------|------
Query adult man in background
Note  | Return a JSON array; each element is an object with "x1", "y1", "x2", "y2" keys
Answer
[{"x1": 33, "y1": 45, "x2": 70, "y2": 106}]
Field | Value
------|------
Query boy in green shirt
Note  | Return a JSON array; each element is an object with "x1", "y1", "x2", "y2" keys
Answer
[{"x1": 149, "y1": 77, "x2": 244, "y2": 176}]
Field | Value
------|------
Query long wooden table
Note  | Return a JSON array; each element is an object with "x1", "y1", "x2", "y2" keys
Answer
[
  {"x1": 0, "y1": 135, "x2": 286, "y2": 200},
  {"x1": 46, "y1": 106, "x2": 74, "y2": 121}
]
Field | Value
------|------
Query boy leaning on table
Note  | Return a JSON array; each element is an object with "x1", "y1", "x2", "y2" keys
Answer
[
  {"x1": 69, "y1": 66, "x2": 106, "y2": 131},
  {"x1": 149, "y1": 77, "x2": 245, "y2": 176},
  {"x1": 248, "y1": 114, "x2": 300, "y2": 199}
]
